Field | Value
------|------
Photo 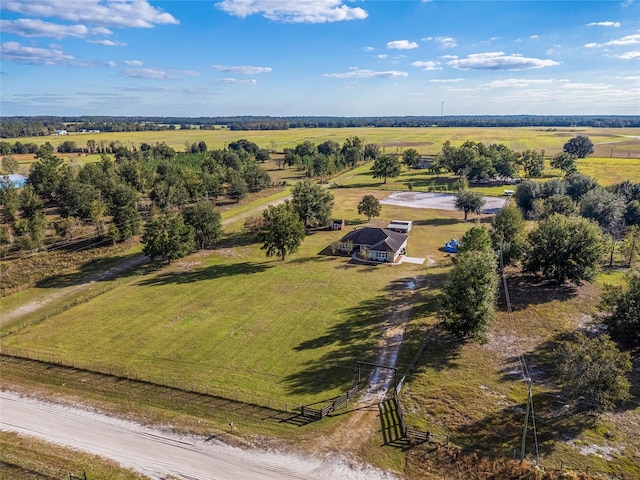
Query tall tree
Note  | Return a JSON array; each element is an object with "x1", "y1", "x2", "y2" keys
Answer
[
  {"x1": 183, "y1": 201, "x2": 223, "y2": 249},
  {"x1": 341, "y1": 136, "x2": 364, "y2": 168},
  {"x1": 491, "y1": 203, "x2": 527, "y2": 266},
  {"x1": 357, "y1": 194, "x2": 382, "y2": 221},
  {"x1": 458, "y1": 225, "x2": 492, "y2": 253},
  {"x1": 563, "y1": 135, "x2": 594, "y2": 158},
  {"x1": 142, "y1": 213, "x2": 195, "y2": 263},
  {"x1": 579, "y1": 187, "x2": 626, "y2": 235},
  {"x1": 454, "y1": 189, "x2": 485, "y2": 220},
  {"x1": 550, "y1": 152, "x2": 577, "y2": 176},
  {"x1": 524, "y1": 214, "x2": 606, "y2": 284},
  {"x1": 291, "y1": 179, "x2": 334, "y2": 228},
  {"x1": 599, "y1": 269, "x2": 640, "y2": 346},
  {"x1": 518, "y1": 149, "x2": 545, "y2": 178},
  {"x1": 438, "y1": 248, "x2": 499, "y2": 340},
  {"x1": 556, "y1": 333, "x2": 631, "y2": 411},
  {"x1": 258, "y1": 202, "x2": 305, "y2": 261},
  {"x1": 370, "y1": 154, "x2": 401, "y2": 184},
  {"x1": 403, "y1": 148, "x2": 420, "y2": 168}
]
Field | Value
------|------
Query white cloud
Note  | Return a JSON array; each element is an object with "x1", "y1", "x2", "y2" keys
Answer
[
  {"x1": 410, "y1": 60, "x2": 441, "y2": 70},
  {"x1": 605, "y1": 34, "x2": 640, "y2": 46},
  {"x1": 212, "y1": 65, "x2": 272, "y2": 74},
  {"x1": 324, "y1": 69, "x2": 408, "y2": 79},
  {"x1": 429, "y1": 78, "x2": 464, "y2": 83},
  {"x1": 563, "y1": 82, "x2": 613, "y2": 90},
  {"x1": 2, "y1": 0, "x2": 179, "y2": 28},
  {"x1": 89, "y1": 39, "x2": 126, "y2": 46},
  {"x1": 0, "y1": 41, "x2": 74, "y2": 65},
  {"x1": 125, "y1": 60, "x2": 144, "y2": 66},
  {"x1": 212, "y1": 78, "x2": 258, "y2": 85},
  {"x1": 375, "y1": 54, "x2": 388, "y2": 59},
  {"x1": 363, "y1": 46, "x2": 374, "y2": 52},
  {"x1": 424, "y1": 36, "x2": 458, "y2": 48},
  {"x1": 387, "y1": 40, "x2": 418, "y2": 50},
  {"x1": 530, "y1": 35, "x2": 539, "y2": 40},
  {"x1": 122, "y1": 68, "x2": 199, "y2": 80},
  {"x1": 0, "y1": 19, "x2": 89, "y2": 39},
  {"x1": 449, "y1": 52, "x2": 560, "y2": 70},
  {"x1": 216, "y1": 0, "x2": 367, "y2": 23},
  {"x1": 484, "y1": 79, "x2": 555, "y2": 88},
  {"x1": 106, "y1": 60, "x2": 118, "y2": 68},
  {"x1": 587, "y1": 21, "x2": 621, "y2": 27},
  {"x1": 618, "y1": 51, "x2": 640, "y2": 59}
]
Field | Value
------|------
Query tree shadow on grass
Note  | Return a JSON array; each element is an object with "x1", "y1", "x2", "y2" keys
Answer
[
  {"x1": 138, "y1": 261, "x2": 272, "y2": 286},
  {"x1": 412, "y1": 218, "x2": 461, "y2": 227},
  {"x1": 499, "y1": 273, "x2": 579, "y2": 312},
  {"x1": 454, "y1": 390, "x2": 599, "y2": 460},
  {"x1": 284, "y1": 279, "x2": 413, "y2": 397}
]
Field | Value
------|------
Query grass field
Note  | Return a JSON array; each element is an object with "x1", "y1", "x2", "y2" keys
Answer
[{"x1": 0, "y1": 193, "x2": 471, "y2": 407}]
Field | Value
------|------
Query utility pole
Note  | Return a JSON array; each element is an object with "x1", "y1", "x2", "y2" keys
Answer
[{"x1": 520, "y1": 384, "x2": 532, "y2": 462}]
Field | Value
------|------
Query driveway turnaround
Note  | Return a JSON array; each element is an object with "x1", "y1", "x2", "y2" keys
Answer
[{"x1": 0, "y1": 391, "x2": 395, "y2": 480}]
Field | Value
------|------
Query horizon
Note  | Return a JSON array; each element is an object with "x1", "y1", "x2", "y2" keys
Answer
[{"x1": 1, "y1": 1, "x2": 639, "y2": 117}]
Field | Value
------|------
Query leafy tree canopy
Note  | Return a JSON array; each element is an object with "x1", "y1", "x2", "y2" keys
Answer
[
  {"x1": 454, "y1": 189, "x2": 486, "y2": 220},
  {"x1": 357, "y1": 194, "x2": 382, "y2": 221},
  {"x1": 438, "y1": 248, "x2": 499, "y2": 340},
  {"x1": 258, "y1": 201, "x2": 306, "y2": 260},
  {"x1": 563, "y1": 135, "x2": 594, "y2": 158},
  {"x1": 291, "y1": 179, "x2": 334, "y2": 228},
  {"x1": 524, "y1": 213, "x2": 606, "y2": 284},
  {"x1": 556, "y1": 333, "x2": 631, "y2": 411}
]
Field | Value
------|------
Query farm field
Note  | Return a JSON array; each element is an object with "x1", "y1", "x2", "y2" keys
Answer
[
  {"x1": 2, "y1": 127, "x2": 640, "y2": 479},
  {"x1": 5, "y1": 126, "x2": 640, "y2": 158}
]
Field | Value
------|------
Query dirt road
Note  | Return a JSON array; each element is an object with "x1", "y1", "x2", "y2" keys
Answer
[{"x1": 0, "y1": 391, "x2": 396, "y2": 480}]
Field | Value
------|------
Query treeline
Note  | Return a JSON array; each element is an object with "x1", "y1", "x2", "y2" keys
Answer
[
  {"x1": 0, "y1": 138, "x2": 276, "y2": 253},
  {"x1": 2, "y1": 115, "x2": 639, "y2": 137}
]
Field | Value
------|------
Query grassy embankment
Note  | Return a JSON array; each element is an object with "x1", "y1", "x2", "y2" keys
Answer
[{"x1": 1, "y1": 430, "x2": 147, "y2": 480}]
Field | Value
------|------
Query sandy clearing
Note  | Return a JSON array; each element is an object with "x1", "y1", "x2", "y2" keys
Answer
[{"x1": 380, "y1": 191, "x2": 508, "y2": 214}]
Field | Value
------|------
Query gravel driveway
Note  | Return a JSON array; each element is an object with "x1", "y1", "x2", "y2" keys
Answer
[{"x1": 380, "y1": 191, "x2": 508, "y2": 214}]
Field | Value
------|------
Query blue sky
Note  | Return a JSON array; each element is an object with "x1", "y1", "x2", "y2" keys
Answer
[{"x1": 1, "y1": 0, "x2": 639, "y2": 117}]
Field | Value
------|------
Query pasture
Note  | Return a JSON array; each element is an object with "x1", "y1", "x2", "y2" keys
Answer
[{"x1": 0, "y1": 192, "x2": 471, "y2": 407}]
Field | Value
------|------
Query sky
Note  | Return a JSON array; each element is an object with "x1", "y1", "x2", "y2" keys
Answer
[{"x1": 1, "y1": 0, "x2": 639, "y2": 117}]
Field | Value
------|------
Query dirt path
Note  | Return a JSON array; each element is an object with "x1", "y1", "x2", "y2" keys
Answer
[
  {"x1": 322, "y1": 277, "x2": 418, "y2": 455},
  {"x1": 1, "y1": 253, "x2": 150, "y2": 327}
]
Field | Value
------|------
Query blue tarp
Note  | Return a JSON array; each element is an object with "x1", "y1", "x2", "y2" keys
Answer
[
  {"x1": 444, "y1": 239, "x2": 460, "y2": 253},
  {"x1": 1, "y1": 174, "x2": 27, "y2": 189}
]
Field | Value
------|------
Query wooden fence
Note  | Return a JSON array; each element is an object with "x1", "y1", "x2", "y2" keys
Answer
[
  {"x1": 299, "y1": 383, "x2": 359, "y2": 420},
  {"x1": 393, "y1": 389, "x2": 449, "y2": 446}
]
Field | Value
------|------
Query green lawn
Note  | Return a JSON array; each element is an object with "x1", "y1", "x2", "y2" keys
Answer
[{"x1": 1, "y1": 196, "x2": 471, "y2": 407}]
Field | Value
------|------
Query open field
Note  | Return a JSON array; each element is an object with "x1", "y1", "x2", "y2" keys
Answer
[
  {"x1": 0, "y1": 193, "x2": 471, "y2": 407},
  {"x1": 5, "y1": 126, "x2": 640, "y2": 157}
]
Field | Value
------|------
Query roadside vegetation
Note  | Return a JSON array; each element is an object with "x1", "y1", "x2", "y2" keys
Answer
[{"x1": 1, "y1": 126, "x2": 639, "y2": 479}]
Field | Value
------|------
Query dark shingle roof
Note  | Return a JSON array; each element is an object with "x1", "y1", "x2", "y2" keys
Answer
[{"x1": 340, "y1": 227, "x2": 407, "y2": 253}]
